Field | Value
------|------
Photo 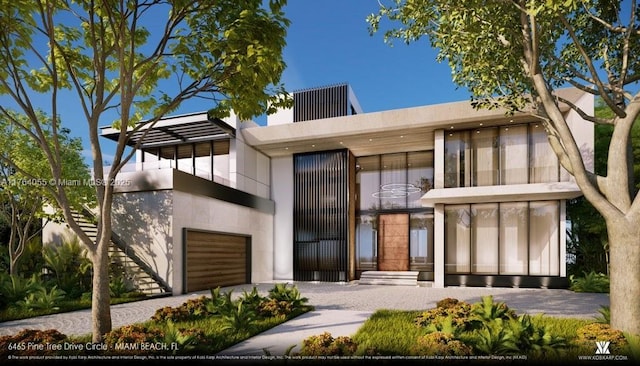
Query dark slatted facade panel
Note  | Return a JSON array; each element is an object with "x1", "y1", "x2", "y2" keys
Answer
[
  {"x1": 293, "y1": 150, "x2": 349, "y2": 282},
  {"x1": 185, "y1": 231, "x2": 249, "y2": 292},
  {"x1": 293, "y1": 84, "x2": 348, "y2": 122}
]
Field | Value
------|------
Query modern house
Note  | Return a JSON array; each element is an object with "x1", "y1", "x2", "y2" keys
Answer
[{"x1": 44, "y1": 84, "x2": 594, "y2": 294}]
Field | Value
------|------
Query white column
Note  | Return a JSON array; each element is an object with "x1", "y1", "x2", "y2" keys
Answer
[
  {"x1": 434, "y1": 130, "x2": 445, "y2": 189},
  {"x1": 560, "y1": 200, "x2": 567, "y2": 277},
  {"x1": 434, "y1": 203, "x2": 445, "y2": 288},
  {"x1": 272, "y1": 156, "x2": 294, "y2": 280}
]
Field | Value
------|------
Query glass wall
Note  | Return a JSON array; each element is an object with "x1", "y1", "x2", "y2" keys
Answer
[
  {"x1": 140, "y1": 139, "x2": 230, "y2": 184},
  {"x1": 355, "y1": 151, "x2": 434, "y2": 273},
  {"x1": 410, "y1": 213, "x2": 434, "y2": 271},
  {"x1": 471, "y1": 203, "x2": 499, "y2": 273},
  {"x1": 445, "y1": 205, "x2": 471, "y2": 273},
  {"x1": 445, "y1": 201, "x2": 560, "y2": 276},
  {"x1": 444, "y1": 123, "x2": 561, "y2": 187}
]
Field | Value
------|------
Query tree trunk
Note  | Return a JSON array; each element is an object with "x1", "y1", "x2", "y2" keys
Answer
[
  {"x1": 90, "y1": 234, "x2": 112, "y2": 343},
  {"x1": 607, "y1": 220, "x2": 640, "y2": 335}
]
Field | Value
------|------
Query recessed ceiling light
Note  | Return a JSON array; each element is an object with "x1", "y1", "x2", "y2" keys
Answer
[
  {"x1": 285, "y1": 147, "x2": 289, "y2": 150},
  {"x1": 479, "y1": 123, "x2": 483, "y2": 126},
  {"x1": 312, "y1": 144, "x2": 315, "y2": 147},
  {"x1": 400, "y1": 135, "x2": 404, "y2": 138},
  {"x1": 450, "y1": 126, "x2": 454, "y2": 129},
  {"x1": 369, "y1": 138, "x2": 373, "y2": 142},
  {"x1": 339, "y1": 141, "x2": 343, "y2": 144}
]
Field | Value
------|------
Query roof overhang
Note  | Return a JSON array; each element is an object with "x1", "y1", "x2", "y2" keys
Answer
[
  {"x1": 242, "y1": 87, "x2": 587, "y2": 157},
  {"x1": 100, "y1": 112, "x2": 236, "y2": 149},
  {"x1": 420, "y1": 182, "x2": 583, "y2": 207}
]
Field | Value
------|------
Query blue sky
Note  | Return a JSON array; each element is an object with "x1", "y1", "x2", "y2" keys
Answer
[
  {"x1": 3, "y1": 2, "x2": 473, "y2": 166},
  {"x1": 275, "y1": 1, "x2": 470, "y2": 113},
  {"x1": 99, "y1": 1, "x2": 472, "y2": 163}
]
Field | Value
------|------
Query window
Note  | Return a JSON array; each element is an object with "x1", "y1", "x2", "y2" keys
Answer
[
  {"x1": 471, "y1": 128, "x2": 498, "y2": 186},
  {"x1": 445, "y1": 201, "x2": 559, "y2": 276},
  {"x1": 445, "y1": 205, "x2": 471, "y2": 273},
  {"x1": 471, "y1": 203, "x2": 499, "y2": 273},
  {"x1": 444, "y1": 123, "x2": 559, "y2": 186},
  {"x1": 529, "y1": 201, "x2": 560, "y2": 275},
  {"x1": 500, "y1": 125, "x2": 529, "y2": 184},
  {"x1": 410, "y1": 213, "x2": 434, "y2": 271},
  {"x1": 444, "y1": 131, "x2": 469, "y2": 188},
  {"x1": 529, "y1": 124, "x2": 559, "y2": 183},
  {"x1": 499, "y1": 202, "x2": 529, "y2": 274}
]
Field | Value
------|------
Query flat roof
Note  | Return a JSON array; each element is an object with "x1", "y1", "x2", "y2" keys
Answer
[
  {"x1": 100, "y1": 112, "x2": 236, "y2": 149},
  {"x1": 242, "y1": 87, "x2": 588, "y2": 157}
]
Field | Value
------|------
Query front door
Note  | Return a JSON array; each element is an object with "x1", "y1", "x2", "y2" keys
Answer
[{"x1": 377, "y1": 213, "x2": 409, "y2": 271}]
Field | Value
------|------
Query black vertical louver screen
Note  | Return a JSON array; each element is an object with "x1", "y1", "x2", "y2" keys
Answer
[
  {"x1": 293, "y1": 84, "x2": 348, "y2": 122},
  {"x1": 293, "y1": 150, "x2": 349, "y2": 281}
]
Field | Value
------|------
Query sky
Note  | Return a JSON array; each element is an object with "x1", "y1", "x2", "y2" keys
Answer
[
  {"x1": 3, "y1": 1, "x2": 474, "y2": 166},
  {"x1": 105, "y1": 1, "x2": 472, "y2": 163}
]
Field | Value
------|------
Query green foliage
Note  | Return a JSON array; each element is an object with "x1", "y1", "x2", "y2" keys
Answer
[
  {"x1": 471, "y1": 295, "x2": 518, "y2": 322},
  {"x1": 594, "y1": 305, "x2": 610, "y2": 324},
  {"x1": 569, "y1": 271, "x2": 610, "y2": 293},
  {"x1": 266, "y1": 283, "x2": 309, "y2": 311},
  {"x1": 103, "y1": 324, "x2": 164, "y2": 349},
  {"x1": 162, "y1": 321, "x2": 206, "y2": 354},
  {"x1": 410, "y1": 332, "x2": 473, "y2": 356},
  {"x1": 109, "y1": 275, "x2": 131, "y2": 298},
  {"x1": 151, "y1": 296, "x2": 210, "y2": 322},
  {"x1": 299, "y1": 332, "x2": 358, "y2": 356},
  {"x1": 240, "y1": 285, "x2": 267, "y2": 309},
  {"x1": 42, "y1": 237, "x2": 92, "y2": 298},
  {"x1": 0, "y1": 329, "x2": 68, "y2": 357},
  {"x1": 574, "y1": 323, "x2": 629, "y2": 354},
  {"x1": 17, "y1": 285, "x2": 66, "y2": 312},
  {"x1": 219, "y1": 300, "x2": 257, "y2": 333},
  {"x1": 0, "y1": 273, "x2": 43, "y2": 306}
]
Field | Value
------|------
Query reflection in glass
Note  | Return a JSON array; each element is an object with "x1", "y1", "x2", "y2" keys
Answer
[
  {"x1": 471, "y1": 203, "x2": 499, "y2": 273},
  {"x1": 472, "y1": 128, "x2": 498, "y2": 186},
  {"x1": 356, "y1": 156, "x2": 380, "y2": 211},
  {"x1": 529, "y1": 201, "x2": 560, "y2": 275},
  {"x1": 408, "y1": 152, "x2": 434, "y2": 208},
  {"x1": 410, "y1": 213, "x2": 434, "y2": 271},
  {"x1": 380, "y1": 153, "x2": 407, "y2": 209},
  {"x1": 445, "y1": 205, "x2": 471, "y2": 273},
  {"x1": 445, "y1": 131, "x2": 469, "y2": 188},
  {"x1": 499, "y1": 202, "x2": 528, "y2": 274},
  {"x1": 356, "y1": 215, "x2": 377, "y2": 271},
  {"x1": 529, "y1": 124, "x2": 559, "y2": 183},
  {"x1": 500, "y1": 125, "x2": 529, "y2": 184}
]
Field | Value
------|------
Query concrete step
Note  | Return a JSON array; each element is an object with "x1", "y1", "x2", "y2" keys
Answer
[{"x1": 358, "y1": 271, "x2": 419, "y2": 286}]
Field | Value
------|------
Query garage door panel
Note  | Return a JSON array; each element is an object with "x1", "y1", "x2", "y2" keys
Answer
[{"x1": 185, "y1": 229, "x2": 250, "y2": 292}]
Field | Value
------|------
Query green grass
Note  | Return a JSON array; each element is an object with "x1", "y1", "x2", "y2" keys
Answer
[
  {"x1": 351, "y1": 310, "x2": 426, "y2": 355},
  {"x1": 350, "y1": 309, "x2": 635, "y2": 362},
  {"x1": 0, "y1": 294, "x2": 148, "y2": 322}
]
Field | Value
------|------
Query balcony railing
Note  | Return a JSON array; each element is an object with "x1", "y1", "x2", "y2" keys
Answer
[{"x1": 102, "y1": 160, "x2": 231, "y2": 186}]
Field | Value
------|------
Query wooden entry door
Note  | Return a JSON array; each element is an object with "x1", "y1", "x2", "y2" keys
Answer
[{"x1": 378, "y1": 213, "x2": 409, "y2": 271}]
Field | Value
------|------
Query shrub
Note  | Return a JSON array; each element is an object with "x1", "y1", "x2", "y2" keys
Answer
[
  {"x1": 42, "y1": 237, "x2": 92, "y2": 298},
  {"x1": 574, "y1": 323, "x2": 628, "y2": 354},
  {"x1": 593, "y1": 305, "x2": 610, "y2": 324},
  {"x1": 410, "y1": 332, "x2": 473, "y2": 356},
  {"x1": 267, "y1": 283, "x2": 309, "y2": 311},
  {"x1": 471, "y1": 295, "x2": 518, "y2": 322},
  {"x1": 257, "y1": 298, "x2": 294, "y2": 318},
  {"x1": 299, "y1": 332, "x2": 358, "y2": 356},
  {"x1": 150, "y1": 296, "x2": 210, "y2": 322},
  {"x1": 104, "y1": 324, "x2": 164, "y2": 354},
  {"x1": 17, "y1": 285, "x2": 66, "y2": 311},
  {"x1": 436, "y1": 297, "x2": 461, "y2": 309},
  {"x1": 219, "y1": 300, "x2": 257, "y2": 333},
  {"x1": 569, "y1": 271, "x2": 610, "y2": 293},
  {"x1": 0, "y1": 273, "x2": 43, "y2": 306},
  {"x1": 415, "y1": 299, "x2": 474, "y2": 330},
  {"x1": 239, "y1": 285, "x2": 266, "y2": 310},
  {"x1": 0, "y1": 329, "x2": 67, "y2": 357},
  {"x1": 162, "y1": 321, "x2": 207, "y2": 354}
]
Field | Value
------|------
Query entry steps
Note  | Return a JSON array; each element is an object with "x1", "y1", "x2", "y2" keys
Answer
[{"x1": 358, "y1": 271, "x2": 419, "y2": 286}]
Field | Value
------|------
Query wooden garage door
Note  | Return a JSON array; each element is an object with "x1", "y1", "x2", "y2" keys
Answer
[{"x1": 185, "y1": 230, "x2": 249, "y2": 292}]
